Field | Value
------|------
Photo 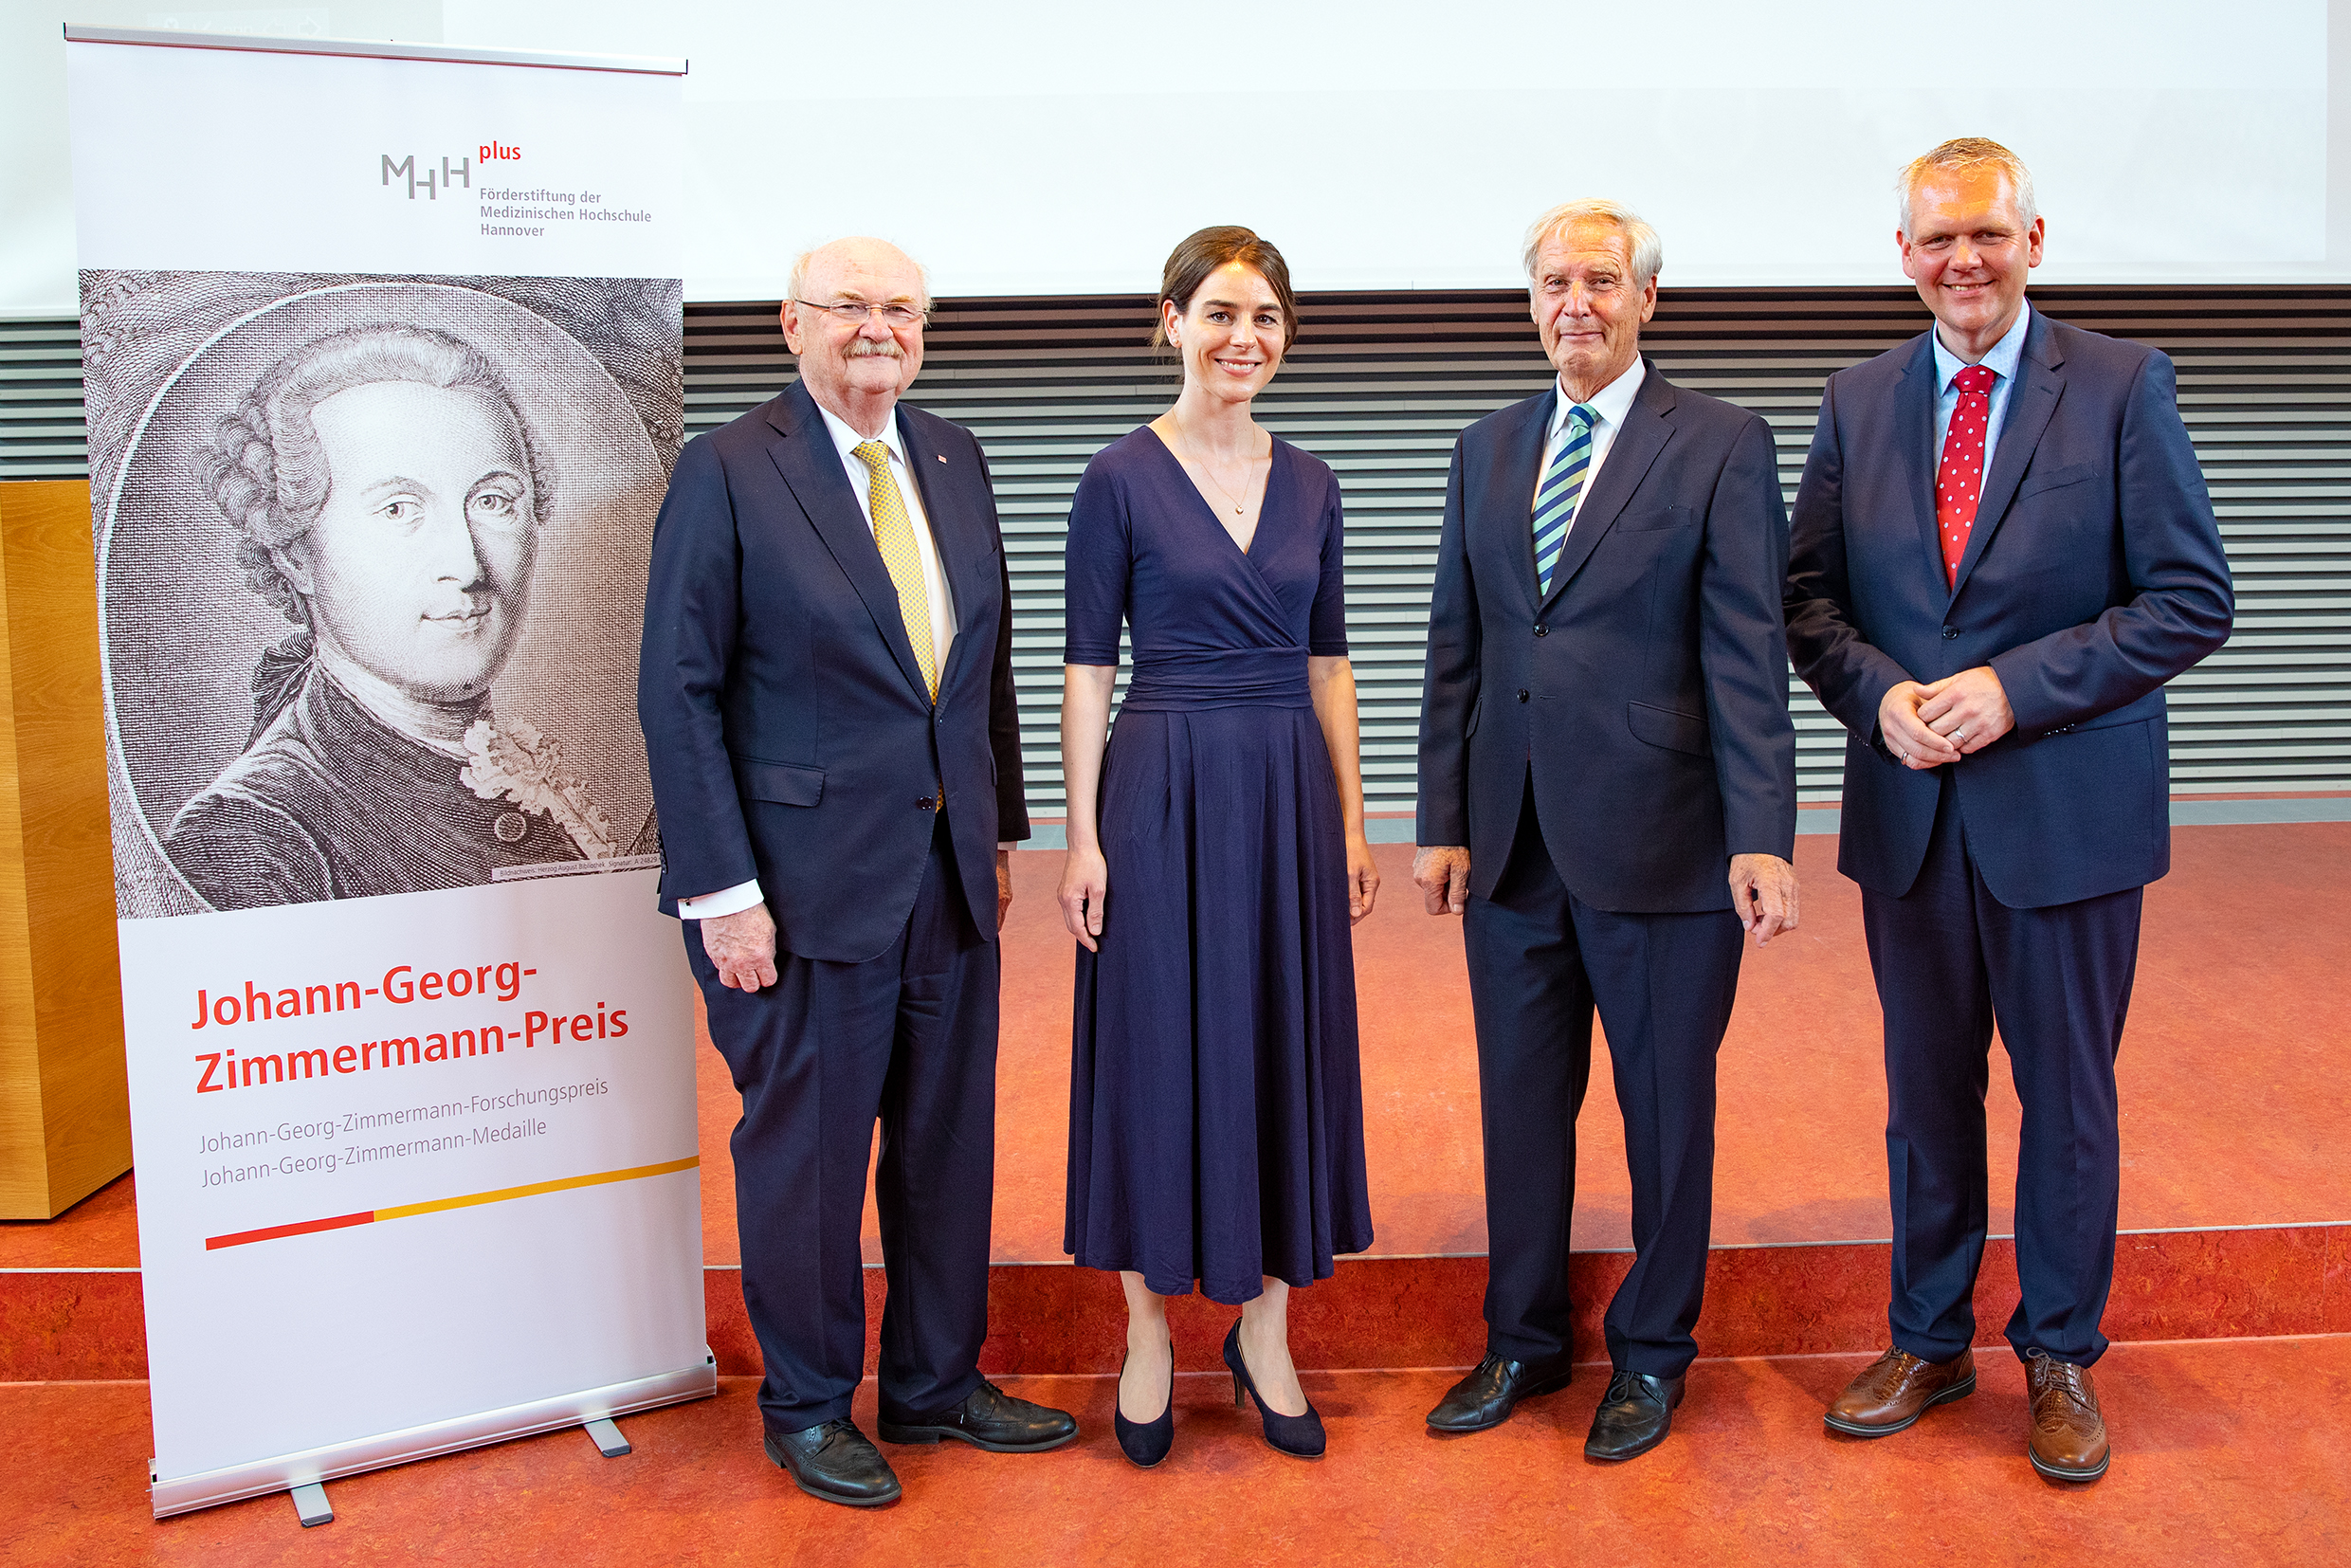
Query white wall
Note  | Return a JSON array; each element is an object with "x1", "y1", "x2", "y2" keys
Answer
[{"x1": 7, "y1": 0, "x2": 2345, "y2": 311}]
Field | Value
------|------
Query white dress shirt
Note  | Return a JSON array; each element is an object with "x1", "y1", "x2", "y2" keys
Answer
[
  {"x1": 680, "y1": 402, "x2": 986, "y2": 922},
  {"x1": 1532, "y1": 356, "x2": 1648, "y2": 532},
  {"x1": 1931, "y1": 301, "x2": 2032, "y2": 477},
  {"x1": 814, "y1": 403, "x2": 958, "y2": 667}
]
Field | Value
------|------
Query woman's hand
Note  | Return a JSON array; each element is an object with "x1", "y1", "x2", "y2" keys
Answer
[
  {"x1": 1059, "y1": 846, "x2": 1109, "y2": 952},
  {"x1": 1306, "y1": 654, "x2": 1377, "y2": 927},
  {"x1": 1346, "y1": 831, "x2": 1380, "y2": 924},
  {"x1": 1058, "y1": 665, "x2": 1117, "y2": 953}
]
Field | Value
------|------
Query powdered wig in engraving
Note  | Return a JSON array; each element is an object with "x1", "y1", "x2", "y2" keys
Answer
[
  {"x1": 197, "y1": 323, "x2": 555, "y2": 656},
  {"x1": 162, "y1": 322, "x2": 613, "y2": 908}
]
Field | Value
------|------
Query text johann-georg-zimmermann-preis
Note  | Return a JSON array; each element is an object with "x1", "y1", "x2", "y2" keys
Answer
[{"x1": 188, "y1": 960, "x2": 629, "y2": 1093}]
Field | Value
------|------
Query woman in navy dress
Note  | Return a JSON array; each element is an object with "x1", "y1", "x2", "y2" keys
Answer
[{"x1": 1059, "y1": 228, "x2": 1377, "y2": 1465}]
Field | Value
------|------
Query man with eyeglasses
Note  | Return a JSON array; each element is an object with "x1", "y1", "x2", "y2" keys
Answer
[{"x1": 641, "y1": 236, "x2": 1074, "y2": 1508}]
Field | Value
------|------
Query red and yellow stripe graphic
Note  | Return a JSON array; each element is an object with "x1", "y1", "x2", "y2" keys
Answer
[{"x1": 204, "y1": 1156, "x2": 701, "y2": 1250}]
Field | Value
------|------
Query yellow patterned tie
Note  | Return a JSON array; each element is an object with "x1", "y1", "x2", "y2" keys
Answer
[{"x1": 851, "y1": 439, "x2": 939, "y2": 700}]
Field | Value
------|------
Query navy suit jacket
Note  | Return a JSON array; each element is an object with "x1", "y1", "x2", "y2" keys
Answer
[
  {"x1": 637, "y1": 380, "x2": 1029, "y2": 962},
  {"x1": 1785, "y1": 310, "x2": 2233, "y2": 909},
  {"x1": 1417, "y1": 361, "x2": 1798, "y2": 914}
]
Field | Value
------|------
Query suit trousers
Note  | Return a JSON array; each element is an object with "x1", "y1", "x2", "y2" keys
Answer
[
  {"x1": 686, "y1": 812, "x2": 997, "y2": 1431},
  {"x1": 1463, "y1": 778, "x2": 1743, "y2": 1378},
  {"x1": 1862, "y1": 770, "x2": 2141, "y2": 1367}
]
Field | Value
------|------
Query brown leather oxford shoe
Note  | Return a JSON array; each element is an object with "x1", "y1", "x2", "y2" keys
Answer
[
  {"x1": 1824, "y1": 1346, "x2": 1977, "y2": 1436},
  {"x1": 2025, "y1": 1351, "x2": 2111, "y2": 1483}
]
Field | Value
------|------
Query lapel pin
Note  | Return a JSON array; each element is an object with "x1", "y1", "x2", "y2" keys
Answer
[{"x1": 937, "y1": 454, "x2": 947, "y2": 463}]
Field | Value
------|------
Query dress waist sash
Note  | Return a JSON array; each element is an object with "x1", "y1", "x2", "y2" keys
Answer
[{"x1": 1120, "y1": 647, "x2": 1312, "y2": 711}]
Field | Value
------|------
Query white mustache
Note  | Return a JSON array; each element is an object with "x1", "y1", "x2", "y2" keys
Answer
[{"x1": 846, "y1": 339, "x2": 904, "y2": 359}]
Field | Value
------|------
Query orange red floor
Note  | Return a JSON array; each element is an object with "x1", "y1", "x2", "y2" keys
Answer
[{"x1": 9, "y1": 1344, "x2": 2347, "y2": 1566}]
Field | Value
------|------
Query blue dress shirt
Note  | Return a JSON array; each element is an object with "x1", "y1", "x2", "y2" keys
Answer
[{"x1": 1931, "y1": 301, "x2": 2032, "y2": 474}]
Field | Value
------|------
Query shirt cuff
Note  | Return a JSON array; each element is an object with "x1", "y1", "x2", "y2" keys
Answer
[
  {"x1": 997, "y1": 842, "x2": 1015, "y2": 852},
  {"x1": 678, "y1": 878, "x2": 763, "y2": 921}
]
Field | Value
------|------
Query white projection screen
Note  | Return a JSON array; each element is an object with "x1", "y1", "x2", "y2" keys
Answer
[
  {"x1": 452, "y1": 0, "x2": 2337, "y2": 300},
  {"x1": 1, "y1": 0, "x2": 2345, "y2": 308}
]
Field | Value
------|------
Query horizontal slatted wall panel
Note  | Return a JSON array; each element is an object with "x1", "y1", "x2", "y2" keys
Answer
[
  {"x1": 2042, "y1": 293, "x2": 2351, "y2": 793},
  {"x1": 9, "y1": 288, "x2": 2342, "y2": 811},
  {"x1": 0, "y1": 318, "x2": 87, "y2": 480}
]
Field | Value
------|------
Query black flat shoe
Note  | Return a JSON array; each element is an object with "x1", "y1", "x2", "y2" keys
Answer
[
  {"x1": 1583, "y1": 1368, "x2": 1685, "y2": 1462},
  {"x1": 1113, "y1": 1347, "x2": 1176, "y2": 1468},
  {"x1": 764, "y1": 1419, "x2": 902, "y2": 1507},
  {"x1": 879, "y1": 1379, "x2": 1079, "y2": 1452},
  {"x1": 1222, "y1": 1320, "x2": 1324, "y2": 1459},
  {"x1": 1427, "y1": 1349, "x2": 1576, "y2": 1433}
]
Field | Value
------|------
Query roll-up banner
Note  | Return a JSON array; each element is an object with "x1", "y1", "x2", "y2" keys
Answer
[{"x1": 63, "y1": 27, "x2": 707, "y2": 1520}]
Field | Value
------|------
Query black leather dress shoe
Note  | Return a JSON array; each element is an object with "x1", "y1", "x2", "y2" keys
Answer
[
  {"x1": 878, "y1": 1380, "x2": 1079, "y2": 1452},
  {"x1": 1427, "y1": 1350, "x2": 1576, "y2": 1433},
  {"x1": 764, "y1": 1419, "x2": 902, "y2": 1507},
  {"x1": 1583, "y1": 1368, "x2": 1686, "y2": 1462}
]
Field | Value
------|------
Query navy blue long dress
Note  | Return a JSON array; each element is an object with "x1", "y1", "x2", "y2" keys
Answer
[{"x1": 1062, "y1": 427, "x2": 1374, "y2": 1304}]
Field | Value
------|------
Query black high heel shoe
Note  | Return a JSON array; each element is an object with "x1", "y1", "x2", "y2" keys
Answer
[
  {"x1": 1222, "y1": 1320, "x2": 1324, "y2": 1458},
  {"x1": 1113, "y1": 1347, "x2": 1176, "y2": 1468}
]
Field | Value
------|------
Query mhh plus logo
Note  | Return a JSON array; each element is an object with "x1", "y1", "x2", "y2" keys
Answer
[{"x1": 379, "y1": 141, "x2": 519, "y2": 200}]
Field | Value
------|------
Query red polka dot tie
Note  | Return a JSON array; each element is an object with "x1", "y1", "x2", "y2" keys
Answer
[{"x1": 1935, "y1": 364, "x2": 1997, "y2": 587}]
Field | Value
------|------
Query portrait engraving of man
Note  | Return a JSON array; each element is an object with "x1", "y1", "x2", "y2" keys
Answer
[
  {"x1": 83, "y1": 274, "x2": 680, "y2": 918},
  {"x1": 164, "y1": 323, "x2": 592, "y2": 908}
]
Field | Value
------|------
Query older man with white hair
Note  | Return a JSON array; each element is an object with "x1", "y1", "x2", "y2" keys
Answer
[
  {"x1": 640, "y1": 237, "x2": 1074, "y2": 1508},
  {"x1": 1413, "y1": 201, "x2": 1799, "y2": 1461}
]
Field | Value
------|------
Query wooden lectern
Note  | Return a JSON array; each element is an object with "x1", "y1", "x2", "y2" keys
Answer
[{"x1": 0, "y1": 480, "x2": 130, "y2": 1218}]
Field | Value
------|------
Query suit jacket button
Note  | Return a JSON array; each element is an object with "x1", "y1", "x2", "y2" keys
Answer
[
  {"x1": 1941, "y1": 627, "x2": 1959, "y2": 639},
  {"x1": 917, "y1": 796, "x2": 937, "y2": 811},
  {"x1": 1534, "y1": 623, "x2": 1548, "y2": 637},
  {"x1": 1517, "y1": 689, "x2": 1530, "y2": 702}
]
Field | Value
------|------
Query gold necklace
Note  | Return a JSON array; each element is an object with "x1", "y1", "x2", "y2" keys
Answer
[{"x1": 1172, "y1": 414, "x2": 1266, "y2": 517}]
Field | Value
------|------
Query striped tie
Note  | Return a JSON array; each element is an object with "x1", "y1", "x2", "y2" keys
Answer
[
  {"x1": 851, "y1": 439, "x2": 939, "y2": 700},
  {"x1": 1532, "y1": 403, "x2": 1597, "y2": 595}
]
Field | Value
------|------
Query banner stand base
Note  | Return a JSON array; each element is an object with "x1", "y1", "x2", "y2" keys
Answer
[
  {"x1": 153, "y1": 1352, "x2": 718, "y2": 1520},
  {"x1": 289, "y1": 1484, "x2": 333, "y2": 1528},
  {"x1": 583, "y1": 1418, "x2": 632, "y2": 1457}
]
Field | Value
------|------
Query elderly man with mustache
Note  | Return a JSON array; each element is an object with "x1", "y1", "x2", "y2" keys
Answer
[{"x1": 640, "y1": 237, "x2": 1074, "y2": 1508}]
